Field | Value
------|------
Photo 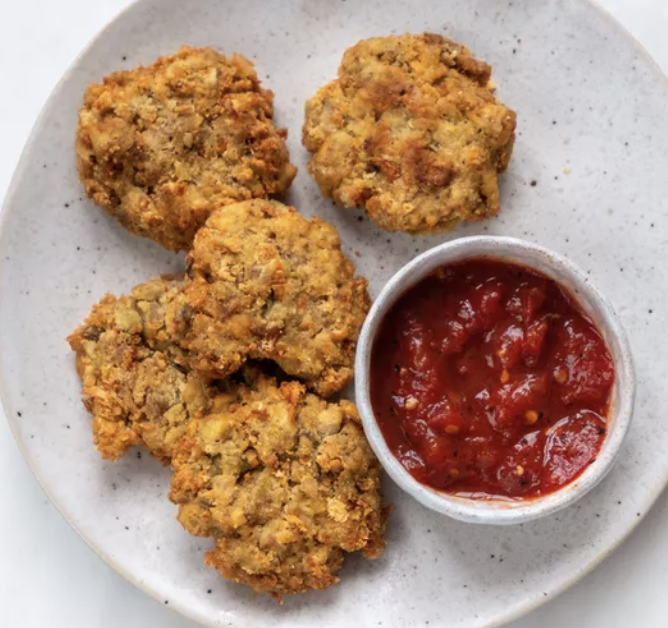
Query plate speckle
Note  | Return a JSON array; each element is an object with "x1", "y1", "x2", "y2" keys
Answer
[{"x1": 0, "y1": 0, "x2": 666, "y2": 627}]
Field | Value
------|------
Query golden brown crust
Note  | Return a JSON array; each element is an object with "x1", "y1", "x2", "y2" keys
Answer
[
  {"x1": 169, "y1": 373, "x2": 387, "y2": 595},
  {"x1": 76, "y1": 46, "x2": 297, "y2": 251},
  {"x1": 66, "y1": 275, "x2": 239, "y2": 462},
  {"x1": 302, "y1": 33, "x2": 516, "y2": 233},
  {"x1": 167, "y1": 199, "x2": 370, "y2": 396}
]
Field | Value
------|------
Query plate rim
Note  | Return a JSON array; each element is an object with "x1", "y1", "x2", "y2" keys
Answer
[{"x1": 0, "y1": 0, "x2": 666, "y2": 626}]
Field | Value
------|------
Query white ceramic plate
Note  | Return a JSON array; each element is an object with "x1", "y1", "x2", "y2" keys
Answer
[{"x1": 0, "y1": 1, "x2": 666, "y2": 626}]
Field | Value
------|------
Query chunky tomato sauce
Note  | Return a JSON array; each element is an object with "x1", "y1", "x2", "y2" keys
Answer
[{"x1": 371, "y1": 259, "x2": 614, "y2": 500}]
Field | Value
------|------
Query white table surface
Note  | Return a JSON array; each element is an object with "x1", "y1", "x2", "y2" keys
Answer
[{"x1": 1, "y1": 0, "x2": 667, "y2": 626}]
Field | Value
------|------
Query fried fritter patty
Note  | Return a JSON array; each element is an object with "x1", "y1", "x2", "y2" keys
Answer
[
  {"x1": 167, "y1": 199, "x2": 370, "y2": 397},
  {"x1": 76, "y1": 46, "x2": 297, "y2": 251},
  {"x1": 169, "y1": 373, "x2": 387, "y2": 595},
  {"x1": 302, "y1": 33, "x2": 517, "y2": 233},
  {"x1": 67, "y1": 275, "x2": 239, "y2": 462}
]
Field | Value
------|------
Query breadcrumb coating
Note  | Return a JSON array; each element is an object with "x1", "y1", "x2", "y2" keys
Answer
[
  {"x1": 67, "y1": 275, "x2": 238, "y2": 462},
  {"x1": 303, "y1": 33, "x2": 516, "y2": 233},
  {"x1": 170, "y1": 372, "x2": 387, "y2": 595},
  {"x1": 168, "y1": 199, "x2": 370, "y2": 396},
  {"x1": 76, "y1": 46, "x2": 297, "y2": 251}
]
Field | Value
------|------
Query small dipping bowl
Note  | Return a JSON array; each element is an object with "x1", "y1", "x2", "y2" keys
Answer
[{"x1": 355, "y1": 236, "x2": 635, "y2": 524}]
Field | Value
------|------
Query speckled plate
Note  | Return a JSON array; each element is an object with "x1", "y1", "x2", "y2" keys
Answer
[{"x1": 0, "y1": 0, "x2": 666, "y2": 626}]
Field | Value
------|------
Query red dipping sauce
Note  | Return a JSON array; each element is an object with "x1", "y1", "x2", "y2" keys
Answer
[{"x1": 371, "y1": 259, "x2": 615, "y2": 500}]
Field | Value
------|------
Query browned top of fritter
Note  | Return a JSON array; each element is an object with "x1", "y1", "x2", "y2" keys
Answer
[
  {"x1": 167, "y1": 199, "x2": 370, "y2": 397},
  {"x1": 169, "y1": 373, "x2": 387, "y2": 595},
  {"x1": 76, "y1": 46, "x2": 297, "y2": 251},
  {"x1": 67, "y1": 275, "x2": 240, "y2": 462},
  {"x1": 303, "y1": 33, "x2": 517, "y2": 234}
]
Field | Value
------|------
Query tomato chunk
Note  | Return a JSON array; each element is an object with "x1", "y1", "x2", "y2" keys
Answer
[
  {"x1": 458, "y1": 281, "x2": 505, "y2": 334},
  {"x1": 493, "y1": 321, "x2": 524, "y2": 370},
  {"x1": 552, "y1": 317, "x2": 614, "y2": 405},
  {"x1": 493, "y1": 374, "x2": 549, "y2": 433},
  {"x1": 506, "y1": 280, "x2": 547, "y2": 323},
  {"x1": 523, "y1": 317, "x2": 549, "y2": 367},
  {"x1": 496, "y1": 431, "x2": 545, "y2": 496},
  {"x1": 400, "y1": 313, "x2": 433, "y2": 371},
  {"x1": 543, "y1": 411, "x2": 606, "y2": 486},
  {"x1": 437, "y1": 319, "x2": 468, "y2": 355}
]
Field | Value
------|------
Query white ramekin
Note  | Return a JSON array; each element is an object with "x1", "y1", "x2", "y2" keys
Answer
[{"x1": 355, "y1": 236, "x2": 635, "y2": 525}]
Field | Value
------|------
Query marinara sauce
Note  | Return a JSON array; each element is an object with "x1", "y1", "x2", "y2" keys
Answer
[{"x1": 371, "y1": 259, "x2": 615, "y2": 499}]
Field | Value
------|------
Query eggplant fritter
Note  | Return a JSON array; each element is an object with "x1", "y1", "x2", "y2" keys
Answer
[
  {"x1": 167, "y1": 199, "x2": 370, "y2": 397},
  {"x1": 76, "y1": 46, "x2": 297, "y2": 251},
  {"x1": 303, "y1": 33, "x2": 516, "y2": 233},
  {"x1": 67, "y1": 275, "x2": 239, "y2": 462},
  {"x1": 170, "y1": 373, "x2": 387, "y2": 595}
]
